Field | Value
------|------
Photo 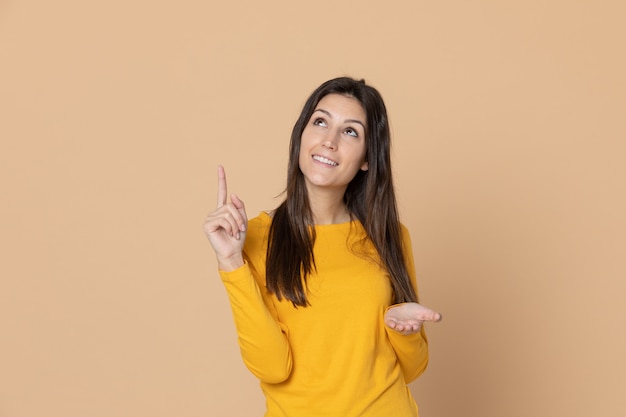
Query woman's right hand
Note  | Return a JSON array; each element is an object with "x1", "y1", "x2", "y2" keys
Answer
[{"x1": 203, "y1": 165, "x2": 248, "y2": 271}]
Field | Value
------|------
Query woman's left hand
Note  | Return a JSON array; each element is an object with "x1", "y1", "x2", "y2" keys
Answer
[{"x1": 384, "y1": 303, "x2": 442, "y2": 335}]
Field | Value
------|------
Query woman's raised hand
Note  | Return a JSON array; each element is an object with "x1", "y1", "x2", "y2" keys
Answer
[
  {"x1": 203, "y1": 165, "x2": 248, "y2": 271},
  {"x1": 384, "y1": 303, "x2": 442, "y2": 336}
]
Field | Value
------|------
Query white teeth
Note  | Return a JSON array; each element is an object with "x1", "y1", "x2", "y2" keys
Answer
[{"x1": 313, "y1": 155, "x2": 338, "y2": 166}]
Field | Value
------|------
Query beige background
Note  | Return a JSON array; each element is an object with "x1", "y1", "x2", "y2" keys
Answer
[{"x1": 1, "y1": 1, "x2": 625, "y2": 416}]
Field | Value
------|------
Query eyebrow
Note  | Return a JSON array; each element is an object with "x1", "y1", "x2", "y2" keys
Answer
[{"x1": 313, "y1": 108, "x2": 366, "y2": 129}]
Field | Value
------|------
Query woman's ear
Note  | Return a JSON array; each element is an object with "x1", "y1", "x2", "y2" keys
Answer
[{"x1": 360, "y1": 161, "x2": 369, "y2": 171}]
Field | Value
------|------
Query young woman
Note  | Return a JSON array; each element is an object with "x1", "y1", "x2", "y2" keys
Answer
[{"x1": 203, "y1": 77, "x2": 442, "y2": 416}]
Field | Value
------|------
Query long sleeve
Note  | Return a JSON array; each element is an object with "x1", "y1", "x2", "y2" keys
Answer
[
  {"x1": 385, "y1": 313, "x2": 429, "y2": 383},
  {"x1": 384, "y1": 225, "x2": 430, "y2": 383},
  {"x1": 220, "y1": 262, "x2": 293, "y2": 384}
]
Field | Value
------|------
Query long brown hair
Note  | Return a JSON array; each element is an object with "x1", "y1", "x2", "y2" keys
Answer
[{"x1": 267, "y1": 77, "x2": 417, "y2": 307}]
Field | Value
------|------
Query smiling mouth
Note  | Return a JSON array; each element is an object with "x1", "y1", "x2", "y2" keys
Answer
[{"x1": 312, "y1": 155, "x2": 338, "y2": 166}]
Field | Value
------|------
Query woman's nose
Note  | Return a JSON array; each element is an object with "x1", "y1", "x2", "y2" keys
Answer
[{"x1": 322, "y1": 130, "x2": 339, "y2": 150}]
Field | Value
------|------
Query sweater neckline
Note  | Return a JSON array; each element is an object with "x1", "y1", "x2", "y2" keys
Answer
[{"x1": 259, "y1": 211, "x2": 358, "y2": 229}]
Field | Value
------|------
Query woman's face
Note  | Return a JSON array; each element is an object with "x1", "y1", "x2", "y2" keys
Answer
[{"x1": 298, "y1": 93, "x2": 369, "y2": 194}]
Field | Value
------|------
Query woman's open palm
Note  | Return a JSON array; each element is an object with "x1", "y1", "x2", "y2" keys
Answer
[{"x1": 384, "y1": 302, "x2": 442, "y2": 335}]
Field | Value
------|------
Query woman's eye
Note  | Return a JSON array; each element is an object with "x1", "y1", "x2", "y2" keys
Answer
[
  {"x1": 313, "y1": 118, "x2": 326, "y2": 127},
  {"x1": 345, "y1": 128, "x2": 358, "y2": 137}
]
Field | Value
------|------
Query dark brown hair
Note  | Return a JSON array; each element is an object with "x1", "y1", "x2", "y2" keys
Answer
[{"x1": 266, "y1": 77, "x2": 417, "y2": 307}]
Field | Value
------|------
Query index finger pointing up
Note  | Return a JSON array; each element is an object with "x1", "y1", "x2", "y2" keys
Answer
[{"x1": 217, "y1": 165, "x2": 227, "y2": 207}]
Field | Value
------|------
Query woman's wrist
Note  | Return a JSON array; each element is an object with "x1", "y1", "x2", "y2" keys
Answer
[{"x1": 217, "y1": 254, "x2": 245, "y2": 272}]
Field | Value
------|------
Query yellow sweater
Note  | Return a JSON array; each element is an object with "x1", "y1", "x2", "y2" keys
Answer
[{"x1": 220, "y1": 212, "x2": 429, "y2": 417}]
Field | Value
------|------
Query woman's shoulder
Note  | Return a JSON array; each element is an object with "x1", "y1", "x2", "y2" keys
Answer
[
  {"x1": 242, "y1": 211, "x2": 273, "y2": 267},
  {"x1": 398, "y1": 222, "x2": 414, "y2": 249},
  {"x1": 247, "y1": 211, "x2": 273, "y2": 231},
  {"x1": 244, "y1": 211, "x2": 273, "y2": 248}
]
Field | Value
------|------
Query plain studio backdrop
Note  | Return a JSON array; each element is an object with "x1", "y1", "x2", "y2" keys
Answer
[{"x1": 1, "y1": 1, "x2": 624, "y2": 416}]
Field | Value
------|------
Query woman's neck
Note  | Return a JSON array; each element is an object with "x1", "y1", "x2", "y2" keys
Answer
[{"x1": 307, "y1": 187, "x2": 350, "y2": 225}]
